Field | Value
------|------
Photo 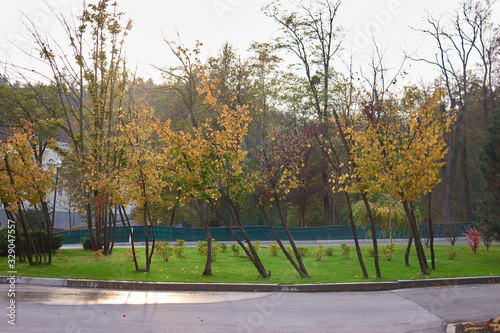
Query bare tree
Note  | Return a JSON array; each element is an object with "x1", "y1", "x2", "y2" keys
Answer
[{"x1": 411, "y1": 1, "x2": 494, "y2": 223}]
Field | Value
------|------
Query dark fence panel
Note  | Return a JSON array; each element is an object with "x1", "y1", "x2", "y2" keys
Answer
[{"x1": 60, "y1": 222, "x2": 475, "y2": 245}]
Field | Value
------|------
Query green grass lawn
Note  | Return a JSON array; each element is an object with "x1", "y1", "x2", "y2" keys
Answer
[{"x1": 2, "y1": 244, "x2": 499, "y2": 284}]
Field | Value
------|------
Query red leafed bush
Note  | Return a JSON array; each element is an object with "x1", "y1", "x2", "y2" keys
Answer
[{"x1": 464, "y1": 226, "x2": 481, "y2": 254}]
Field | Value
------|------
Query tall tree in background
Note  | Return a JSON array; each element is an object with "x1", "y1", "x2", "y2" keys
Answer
[
  {"x1": 477, "y1": 104, "x2": 500, "y2": 241},
  {"x1": 265, "y1": 0, "x2": 342, "y2": 226},
  {"x1": 414, "y1": 0, "x2": 499, "y2": 223},
  {"x1": 26, "y1": 0, "x2": 133, "y2": 252}
]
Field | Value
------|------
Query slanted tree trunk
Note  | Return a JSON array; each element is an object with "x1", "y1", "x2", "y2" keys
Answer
[
  {"x1": 210, "y1": 197, "x2": 269, "y2": 279},
  {"x1": 273, "y1": 193, "x2": 309, "y2": 278},
  {"x1": 345, "y1": 192, "x2": 369, "y2": 278},
  {"x1": 256, "y1": 199, "x2": 308, "y2": 278},
  {"x1": 403, "y1": 201, "x2": 428, "y2": 275},
  {"x1": 405, "y1": 231, "x2": 413, "y2": 267}
]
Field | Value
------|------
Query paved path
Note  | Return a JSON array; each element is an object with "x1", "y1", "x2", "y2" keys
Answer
[{"x1": 1, "y1": 283, "x2": 499, "y2": 333}]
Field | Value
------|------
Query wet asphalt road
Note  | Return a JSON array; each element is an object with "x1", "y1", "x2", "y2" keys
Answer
[{"x1": 0, "y1": 283, "x2": 499, "y2": 333}]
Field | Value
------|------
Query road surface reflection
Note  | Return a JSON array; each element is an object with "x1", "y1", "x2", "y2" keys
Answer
[{"x1": 0, "y1": 285, "x2": 269, "y2": 305}]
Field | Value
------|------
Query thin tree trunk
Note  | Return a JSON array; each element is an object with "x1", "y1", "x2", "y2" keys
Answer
[
  {"x1": 345, "y1": 192, "x2": 369, "y2": 278},
  {"x1": 143, "y1": 205, "x2": 150, "y2": 272},
  {"x1": 40, "y1": 200, "x2": 53, "y2": 264},
  {"x1": 405, "y1": 231, "x2": 413, "y2": 266},
  {"x1": 273, "y1": 193, "x2": 309, "y2": 278},
  {"x1": 86, "y1": 201, "x2": 98, "y2": 251},
  {"x1": 210, "y1": 197, "x2": 268, "y2": 279},
  {"x1": 119, "y1": 205, "x2": 138, "y2": 271},
  {"x1": 255, "y1": 195, "x2": 308, "y2": 278},
  {"x1": 203, "y1": 223, "x2": 212, "y2": 276},
  {"x1": 146, "y1": 202, "x2": 156, "y2": 270},
  {"x1": 428, "y1": 192, "x2": 435, "y2": 271},
  {"x1": 403, "y1": 201, "x2": 428, "y2": 275},
  {"x1": 362, "y1": 193, "x2": 381, "y2": 278},
  {"x1": 193, "y1": 200, "x2": 212, "y2": 276}
]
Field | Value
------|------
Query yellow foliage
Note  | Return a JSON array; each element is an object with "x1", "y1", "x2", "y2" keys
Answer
[{"x1": 346, "y1": 88, "x2": 456, "y2": 201}]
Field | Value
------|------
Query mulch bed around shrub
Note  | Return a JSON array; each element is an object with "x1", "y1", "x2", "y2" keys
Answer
[{"x1": 454, "y1": 317, "x2": 500, "y2": 332}]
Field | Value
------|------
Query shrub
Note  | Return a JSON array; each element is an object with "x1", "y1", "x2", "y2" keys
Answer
[
  {"x1": 156, "y1": 241, "x2": 173, "y2": 261},
  {"x1": 81, "y1": 235, "x2": 106, "y2": 251},
  {"x1": 297, "y1": 246, "x2": 308, "y2": 257},
  {"x1": 82, "y1": 237, "x2": 93, "y2": 251},
  {"x1": 382, "y1": 243, "x2": 396, "y2": 261},
  {"x1": 464, "y1": 226, "x2": 481, "y2": 254},
  {"x1": 0, "y1": 228, "x2": 9, "y2": 256},
  {"x1": 442, "y1": 222, "x2": 462, "y2": 246},
  {"x1": 325, "y1": 247, "x2": 334, "y2": 256},
  {"x1": 219, "y1": 243, "x2": 228, "y2": 252},
  {"x1": 446, "y1": 248, "x2": 457, "y2": 260},
  {"x1": 124, "y1": 249, "x2": 139, "y2": 262},
  {"x1": 93, "y1": 249, "x2": 104, "y2": 259},
  {"x1": 26, "y1": 230, "x2": 65, "y2": 253},
  {"x1": 341, "y1": 243, "x2": 350, "y2": 259},
  {"x1": 253, "y1": 240, "x2": 261, "y2": 254},
  {"x1": 245, "y1": 240, "x2": 261, "y2": 255},
  {"x1": 212, "y1": 241, "x2": 220, "y2": 260},
  {"x1": 173, "y1": 239, "x2": 186, "y2": 258},
  {"x1": 312, "y1": 246, "x2": 324, "y2": 261},
  {"x1": 230, "y1": 244, "x2": 242, "y2": 256},
  {"x1": 269, "y1": 243, "x2": 280, "y2": 256},
  {"x1": 197, "y1": 241, "x2": 207, "y2": 255},
  {"x1": 0, "y1": 229, "x2": 65, "y2": 255},
  {"x1": 477, "y1": 223, "x2": 497, "y2": 251},
  {"x1": 49, "y1": 233, "x2": 65, "y2": 251},
  {"x1": 367, "y1": 246, "x2": 374, "y2": 257}
]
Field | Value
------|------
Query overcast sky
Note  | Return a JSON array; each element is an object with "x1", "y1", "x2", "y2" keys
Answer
[{"x1": 1, "y1": 0, "x2": 498, "y2": 84}]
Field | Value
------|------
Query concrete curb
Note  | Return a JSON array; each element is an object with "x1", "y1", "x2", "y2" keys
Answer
[
  {"x1": 446, "y1": 324, "x2": 457, "y2": 333},
  {"x1": 1, "y1": 275, "x2": 499, "y2": 293}
]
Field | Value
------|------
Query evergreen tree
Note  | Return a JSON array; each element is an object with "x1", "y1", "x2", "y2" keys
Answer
[{"x1": 477, "y1": 105, "x2": 500, "y2": 241}]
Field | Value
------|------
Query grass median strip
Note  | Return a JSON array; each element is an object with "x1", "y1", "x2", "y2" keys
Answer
[{"x1": 1, "y1": 244, "x2": 499, "y2": 284}]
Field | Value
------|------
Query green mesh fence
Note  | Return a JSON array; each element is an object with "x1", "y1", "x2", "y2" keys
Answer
[{"x1": 60, "y1": 222, "x2": 474, "y2": 244}]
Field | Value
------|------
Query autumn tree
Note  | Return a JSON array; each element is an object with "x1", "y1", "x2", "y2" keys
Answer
[
  {"x1": 116, "y1": 107, "x2": 165, "y2": 272},
  {"x1": 347, "y1": 88, "x2": 455, "y2": 275},
  {"x1": 0, "y1": 128, "x2": 57, "y2": 265},
  {"x1": 157, "y1": 76, "x2": 269, "y2": 278},
  {"x1": 24, "y1": 0, "x2": 133, "y2": 252},
  {"x1": 255, "y1": 127, "x2": 313, "y2": 278},
  {"x1": 266, "y1": 0, "x2": 383, "y2": 278}
]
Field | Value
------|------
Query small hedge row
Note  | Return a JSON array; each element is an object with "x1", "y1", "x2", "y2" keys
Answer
[{"x1": 0, "y1": 228, "x2": 65, "y2": 256}]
